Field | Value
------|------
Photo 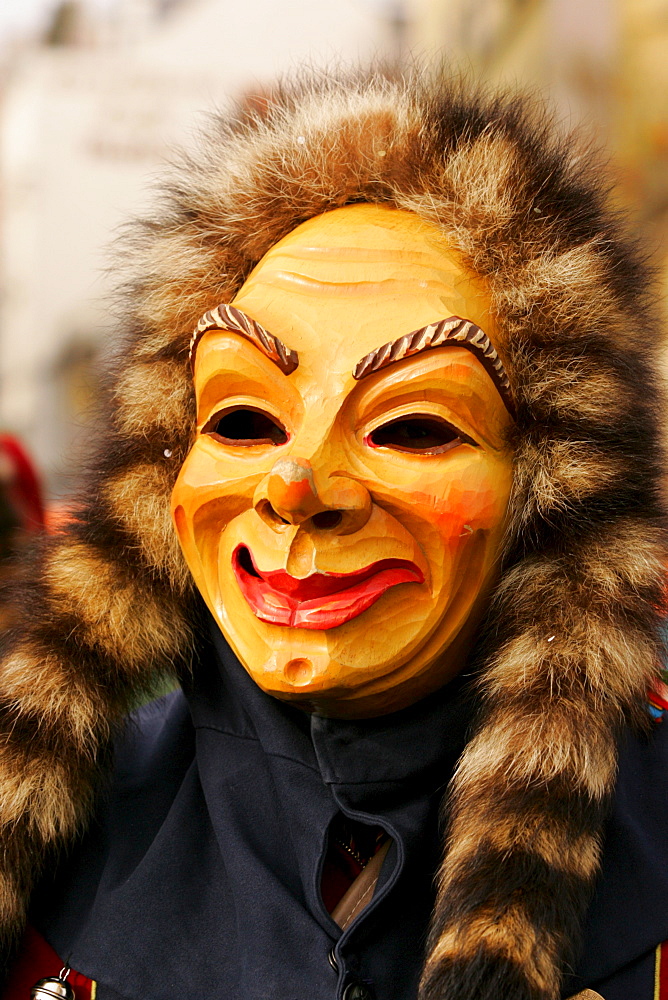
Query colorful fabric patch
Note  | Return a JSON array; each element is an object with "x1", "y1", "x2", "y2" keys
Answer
[
  {"x1": 648, "y1": 614, "x2": 668, "y2": 721},
  {"x1": 648, "y1": 671, "x2": 668, "y2": 723},
  {"x1": 647, "y1": 614, "x2": 668, "y2": 721}
]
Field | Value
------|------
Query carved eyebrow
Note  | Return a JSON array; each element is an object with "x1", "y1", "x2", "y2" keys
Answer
[
  {"x1": 353, "y1": 316, "x2": 514, "y2": 416},
  {"x1": 189, "y1": 304, "x2": 299, "y2": 375}
]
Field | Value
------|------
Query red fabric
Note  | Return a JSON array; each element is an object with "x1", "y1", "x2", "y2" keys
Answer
[
  {"x1": 321, "y1": 836, "x2": 366, "y2": 913},
  {"x1": 0, "y1": 435, "x2": 45, "y2": 531},
  {"x1": 320, "y1": 817, "x2": 387, "y2": 913},
  {"x1": 660, "y1": 940, "x2": 668, "y2": 999},
  {"x1": 3, "y1": 924, "x2": 94, "y2": 1000},
  {"x1": 650, "y1": 678, "x2": 668, "y2": 712}
]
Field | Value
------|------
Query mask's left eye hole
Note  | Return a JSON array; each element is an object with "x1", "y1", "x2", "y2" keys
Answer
[
  {"x1": 367, "y1": 416, "x2": 475, "y2": 454},
  {"x1": 204, "y1": 407, "x2": 288, "y2": 446}
]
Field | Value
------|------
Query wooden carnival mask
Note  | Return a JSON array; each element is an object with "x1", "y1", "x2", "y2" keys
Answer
[{"x1": 171, "y1": 204, "x2": 514, "y2": 718}]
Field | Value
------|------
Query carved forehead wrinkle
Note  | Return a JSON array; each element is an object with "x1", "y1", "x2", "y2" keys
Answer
[
  {"x1": 238, "y1": 210, "x2": 476, "y2": 301},
  {"x1": 249, "y1": 245, "x2": 467, "y2": 298},
  {"x1": 231, "y1": 205, "x2": 500, "y2": 370}
]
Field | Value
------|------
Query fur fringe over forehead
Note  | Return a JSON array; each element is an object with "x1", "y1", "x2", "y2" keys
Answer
[{"x1": 0, "y1": 71, "x2": 666, "y2": 999}]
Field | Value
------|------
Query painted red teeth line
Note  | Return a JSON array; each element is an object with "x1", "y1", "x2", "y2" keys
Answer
[
  {"x1": 232, "y1": 544, "x2": 424, "y2": 630},
  {"x1": 233, "y1": 544, "x2": 423, "y2": 600}
]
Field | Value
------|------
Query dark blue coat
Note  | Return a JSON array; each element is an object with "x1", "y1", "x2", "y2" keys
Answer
[{"x1": 31, "y1": 620, "x2": 668, "y2": 1000}]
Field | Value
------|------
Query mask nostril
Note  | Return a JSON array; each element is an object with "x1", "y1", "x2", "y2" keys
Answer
[
  {"x1": 311, "y1": 510, "x2": 343, "y2": 530},
  {"x1": 256, "y1": 499, "x2": 290, "y2": 526}
]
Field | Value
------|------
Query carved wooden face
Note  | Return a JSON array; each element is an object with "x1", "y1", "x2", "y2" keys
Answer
[{"x1": 171, "y1": 204, "x2": 514, "y2": 718}]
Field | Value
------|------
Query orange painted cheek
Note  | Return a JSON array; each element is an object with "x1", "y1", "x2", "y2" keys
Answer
[
  {"x1": 430, "y1": 482, "x2": 506, "y2": 538},
  {"x1": 396, "y1": 461, "x2": 508, "y2": 533},
  {"x1": 383, "y1": 459, "x2": 511, "y2": 599}
]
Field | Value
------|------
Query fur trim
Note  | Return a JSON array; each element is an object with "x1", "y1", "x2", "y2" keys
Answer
[{"x1": 0, "y1": 71, "x2": 666, "y2": 999}]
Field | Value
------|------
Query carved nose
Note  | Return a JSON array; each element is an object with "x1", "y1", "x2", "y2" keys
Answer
[{"x1": 253, "y1": 458, "x2": 371, "y2": 534}]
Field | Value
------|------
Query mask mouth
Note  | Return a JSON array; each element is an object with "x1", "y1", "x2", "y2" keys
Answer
[{"x1": 232, "y1": 544, "x2": 424, "y2": 629}]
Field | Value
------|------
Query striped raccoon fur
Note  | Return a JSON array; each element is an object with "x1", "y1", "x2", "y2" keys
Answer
[{"x1": 1, "y1": 71, "x2": 666, "y2": 1000}]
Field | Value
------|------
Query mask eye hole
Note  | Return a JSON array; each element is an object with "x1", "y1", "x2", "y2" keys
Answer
[
  {"x1": 204, "y1": 407, "x2": 288, "y2": 447},
  {"x1": 367, "y1": 416, "x2": 475, "y2": 455}
]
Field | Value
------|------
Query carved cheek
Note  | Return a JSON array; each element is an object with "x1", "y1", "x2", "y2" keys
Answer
[
  {"x1": 171, "y1": 440, "x2": 268, "y2": 608},
  {"x1": 391, "y1": 456, "x2": 511, "y2": 586},
  {"x1": 432, "y1": 477, "x2": 506, "y2": 538},
  {"x1": 173, "y1": 443, "x2": 261, "y2": 525}
]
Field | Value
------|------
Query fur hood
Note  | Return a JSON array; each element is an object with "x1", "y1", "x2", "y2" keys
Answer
[{"x1": 1, "y1": 72, "x2": 667, "y2": 1000}]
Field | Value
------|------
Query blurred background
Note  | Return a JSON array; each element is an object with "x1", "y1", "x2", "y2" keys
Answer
[{"x1": 0, "y1": 0, "x2": 666, "y2": 518}]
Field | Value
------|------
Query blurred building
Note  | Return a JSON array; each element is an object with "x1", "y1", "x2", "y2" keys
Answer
[
  {"x1": 0, "y1": 0, "x2": 401, "y2": 496},
  {"x1": 410, "y1": 0, "x2": 668, "y2": 313},
  {"x1": 614, "y1": 0, "x2": 668, "y2": 294}
]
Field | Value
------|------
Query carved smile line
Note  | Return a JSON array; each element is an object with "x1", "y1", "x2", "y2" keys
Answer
[{"x1": 232, "y1": 544, "x2": 424, "y2": 629}]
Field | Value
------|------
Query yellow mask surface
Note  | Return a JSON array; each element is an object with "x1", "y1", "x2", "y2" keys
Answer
[{"x1": 172, "y1": 204, "x2": 514, "y2": 717}]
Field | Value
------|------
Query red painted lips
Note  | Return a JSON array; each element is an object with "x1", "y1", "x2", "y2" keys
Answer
[{"x1": 233, "y1": 544, "x2": 424, "y2": 630}]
